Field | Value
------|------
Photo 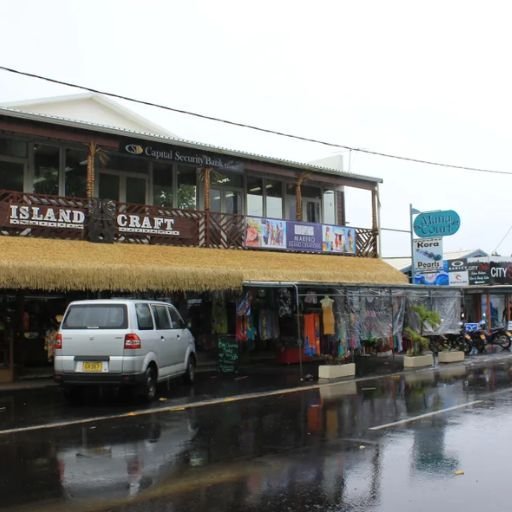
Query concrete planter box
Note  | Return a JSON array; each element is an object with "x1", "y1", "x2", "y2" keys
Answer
[
  {"x1": 403, "y1": 353, "x2": 433, "y2": 368},
  {"x1": 318, "y1": 363, "x2": 356, "y2": 380},
  {"x1": 438, "y1": 351, "x2": 465, "y2": 363}
]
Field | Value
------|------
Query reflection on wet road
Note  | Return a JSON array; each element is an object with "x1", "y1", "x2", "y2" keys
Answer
[{"x1": 2, "y1": 357, "x2": 512, "y2": 511}]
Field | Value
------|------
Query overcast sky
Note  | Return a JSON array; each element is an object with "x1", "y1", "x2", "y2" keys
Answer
[{"x1": 1, "y1": 0, "x2": 512, "y2": 259}]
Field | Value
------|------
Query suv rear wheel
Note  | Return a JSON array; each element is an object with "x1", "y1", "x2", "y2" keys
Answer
[
  {"x1": 183, "y1": 356, "x2": 196, "y2": 384},
  {"x1": 141, "y1": 366, "x2": 157, "y2": 402}
]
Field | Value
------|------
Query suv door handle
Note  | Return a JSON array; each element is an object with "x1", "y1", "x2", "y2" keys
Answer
[
  {"x1": 161, "y1": 336, "x2": 165, "y2": 340},
  {"x1": 177, "y1": 334, "x2": 180, "y2": 339}
]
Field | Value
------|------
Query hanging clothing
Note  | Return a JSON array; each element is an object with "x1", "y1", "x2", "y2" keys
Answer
[
  {"x1": 259, "y1": 309, "x2": 279, "y2": 340},
  {"x1": 236, "y1": 292, "x2": 252, "y2": 317},
  {"x1": 303, "y1": 313, "x2": 320, "y2": 356},
  {"x1": 320, "y1": 296, "x2": 335, "y2": 335},
  {"x1": 236, "y1": 315, "x2": 248, "y2": 342},
  {"x1": 278, "y1": 288, "x2": 293, "y2": 317},
  {"x1": 304, "y1": 291, "x2": 318, "y2": 305}
]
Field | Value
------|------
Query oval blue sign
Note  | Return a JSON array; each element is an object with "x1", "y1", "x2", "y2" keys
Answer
[{"x1": 413, "y1": 210, "x2": 460, "y2": 238}]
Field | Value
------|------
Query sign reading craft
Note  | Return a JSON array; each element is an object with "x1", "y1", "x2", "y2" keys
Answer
[{"x1": 413, "y1": 209, "x2": 460, "y2": 238}]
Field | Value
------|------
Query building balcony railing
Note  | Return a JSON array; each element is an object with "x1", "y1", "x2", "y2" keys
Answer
[{"x1": 0, "y1": 189, "x2": 378, "y2": 257}]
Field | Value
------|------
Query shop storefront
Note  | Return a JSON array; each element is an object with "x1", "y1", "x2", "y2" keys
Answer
[
  {"x1": 0, "y1": 236, "x2": 409, "y2": 382},
  {"x1": 462, "y1": 286, "x2": 512, "y2": 328}
]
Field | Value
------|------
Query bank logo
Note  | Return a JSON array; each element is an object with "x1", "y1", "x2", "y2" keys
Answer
[{"x1": 125, "y1": 144, "x2": 144, "y2": 155}]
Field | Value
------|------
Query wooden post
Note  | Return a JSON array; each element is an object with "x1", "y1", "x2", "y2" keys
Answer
[
  {"x1": 295, "y1": 172, "x2": 310, "y2": 221},
  {"x1": 295, "y1": 182, "x2": 302, "y2": 221},
  {"x1": 371, "y1": 186, "x2": 379, "y2": 257},
  {"x1": 203, "y1": 167, "x2": 211, "y2": 211},
  {"x1": 86, "y1": 141, "x2": 97, "y2": 200},
  {"x1": 203, "y1": 167, "x2": 212, "y2": 247}
]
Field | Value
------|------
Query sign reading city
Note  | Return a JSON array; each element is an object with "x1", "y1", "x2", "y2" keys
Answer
[{"x1": 413, "y1": 209, "x2": 460, "y2": 238}]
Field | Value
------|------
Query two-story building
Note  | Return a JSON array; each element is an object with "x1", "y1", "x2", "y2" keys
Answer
[{"x1": 0, "y1": 94, "x2": 411, "y2": 381}]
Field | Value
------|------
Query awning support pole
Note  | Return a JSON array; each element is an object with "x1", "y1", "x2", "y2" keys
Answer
[{"x1": 293, "y1": 284, "x2": 303, "y2": 381}]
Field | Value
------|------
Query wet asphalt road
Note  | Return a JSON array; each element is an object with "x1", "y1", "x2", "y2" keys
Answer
[{"x1": 2, "y1": 355, "x2": 512, "y2": 512}]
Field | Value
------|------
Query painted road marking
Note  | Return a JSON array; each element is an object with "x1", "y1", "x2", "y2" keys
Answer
[
  {"x1": 3, "y1": 355, "x2": 512, "y2": 437},
  {"x1": 369, "y1": 400, "x2": 483, "y2": 431},
  {"x1": 0, "y1": 384, "x2": 323, "y2": 436}
]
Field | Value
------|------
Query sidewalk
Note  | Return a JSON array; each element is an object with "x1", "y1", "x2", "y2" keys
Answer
[{"x1": 1, "y1": 351, "x2": 511, "y2": 394}]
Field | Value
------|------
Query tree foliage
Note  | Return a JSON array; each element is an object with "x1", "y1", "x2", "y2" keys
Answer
[{"x1": 405, "y1": 304, "x2": 441, "y2": 356}]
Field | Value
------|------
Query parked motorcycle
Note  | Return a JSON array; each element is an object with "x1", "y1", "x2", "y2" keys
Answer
[
  {"x1": 485, "y1": 325, "x2": 512, "y2": 351},
  {"x1": 466, "y1": 319, "x2": 512, "y2": 353},
  {"x1": 466, "y1": 321, "x2": 487, "y2": 354},
  {"x1": 444, "y1": 322, "x2": 473, "y2": 355}
]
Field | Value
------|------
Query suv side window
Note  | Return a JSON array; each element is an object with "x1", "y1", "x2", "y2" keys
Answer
[
  {"x1": 168, "y1": 306, "x2": 185, "y2": 329},
  {"x1": 135, "y1": 303, "x2": 154, "y2": 330},
  {"x1": 152, "y1": 305, "x2": 171, "y2": 329}
]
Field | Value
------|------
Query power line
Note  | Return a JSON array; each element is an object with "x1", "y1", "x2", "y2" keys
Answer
[
  {"x1": 1, "y1": 65, "x2": 512, "y2": 176},
  {"x1": 493, "y1": 224, "x2": 512, "y2": 254}
]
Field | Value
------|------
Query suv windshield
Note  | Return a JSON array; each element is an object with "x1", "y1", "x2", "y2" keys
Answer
[{"x1": 62, "y1": 304, "x2": 128, "y2": 329}]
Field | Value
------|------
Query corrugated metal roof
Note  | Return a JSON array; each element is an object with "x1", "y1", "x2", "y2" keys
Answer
[{"x1": 0, "y1": 106, "x2": 382, "y2": 184}]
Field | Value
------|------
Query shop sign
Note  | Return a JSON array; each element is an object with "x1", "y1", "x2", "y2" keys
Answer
[
  {"x1": 244, "y1": 217, "x2": 356, "y2": 254},
  {"x1": 0, "y1": 203, "x2": 195, "y2": 239},
  {"x1": 286, "y1": 221, "x2": 322, "y2": 251},
  {"x1": 413, "y1": 238, "x2": 443, "y2": 271},
  {"x1": 467, "y1": 258, "x2": 491, "y2": 285},
  {"x1": 117, "y1": 213, "x2": 181, "y2": 235},
  {"x1": 448, "y1": 270, "x2": 469, "y2": 286},
  {"x1": 413, "y1": 270, "x2": 449, "y2": 286},
  {"x1": 413, "y1": 209, "x2": 460, "y2": 238},
  {"x1": 447, "y1": 258, "x2": 467, "y2": 272},
  {"x1": 122, "y1": 141, "x2": 244, "y2": 172},
  {"x1": 488, "y1": 260, "x2": 512, "y2": 284},
  {"x1": 2, "y1": 204, "x2": 85, "y2": 229}
]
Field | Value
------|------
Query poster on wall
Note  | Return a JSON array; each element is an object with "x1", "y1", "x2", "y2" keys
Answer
[
  {"x1": 322, "y1": 224, "x2": 356, "y2": 254},
  {"x1": 245, "y1": 217, "x2": 287, "y2": 249}
]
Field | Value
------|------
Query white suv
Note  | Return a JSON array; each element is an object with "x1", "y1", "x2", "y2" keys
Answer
[{"x1": 54, "y1": 299, "x2": 196, "y2": 401}]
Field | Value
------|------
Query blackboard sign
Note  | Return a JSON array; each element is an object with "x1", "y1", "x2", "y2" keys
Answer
[{"x1": 218, "y1": 336, "x2": 239, "y2": 374}]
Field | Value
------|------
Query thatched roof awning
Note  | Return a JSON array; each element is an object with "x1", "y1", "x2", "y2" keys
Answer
[{"x1": 0, "y1": 237, "x2": 408, "y2": 292}]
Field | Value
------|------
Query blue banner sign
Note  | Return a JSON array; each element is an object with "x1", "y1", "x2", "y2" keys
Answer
[
  {"x1": 413, "y1": 210, "x2": 460, "y2": 238},
  {"x1": 244, "y1": 217, "x2": 356, "y2": 254}
]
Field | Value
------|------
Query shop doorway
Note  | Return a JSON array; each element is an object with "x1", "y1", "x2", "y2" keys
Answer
[
  {"x1": 98, "y1": 171, "x2": 148, "y2": 204},
  {"x1": 285, "y1": 195, "x2": 322, "y2": 223},
  {"x1": 304, "y1": 198, "x2": 321, "y2": 223}
]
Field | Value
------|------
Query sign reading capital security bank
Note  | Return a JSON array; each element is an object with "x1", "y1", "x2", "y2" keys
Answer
[{"x1": 413, "y1": 210, "x2": 460, "y2": 238}]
